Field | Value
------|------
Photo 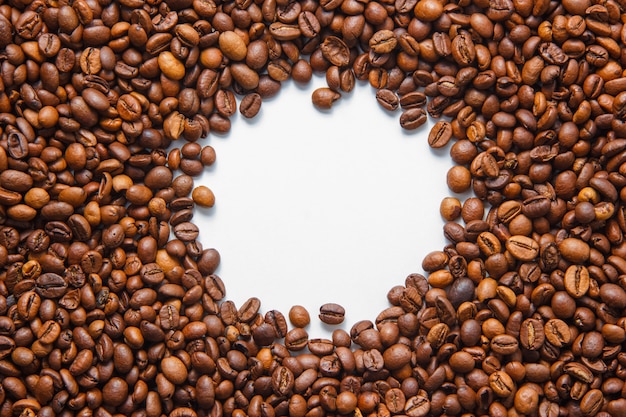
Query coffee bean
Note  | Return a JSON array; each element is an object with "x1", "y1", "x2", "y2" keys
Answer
[
  {"x1": 289, "y1": 305, "x2": 310, "y2": 328},
  {"x1": 312, "y1": 88, "x2": 341, "y2": 109},
  {"x1": 285, "y1": 328, "x2": 308, "y2": 351},
  {"x1": 192, "y1": 186, "x2": 215, "y2": 208},
  {"x1": 383, "y1": 343, "x2": 412, "y2": 370},
  {"x1": 269, "y1": 23, "x2": 302, "y2": 41},
  {"x1": 320, "y1": 36, "x2": 350, "y2": 67},
  {"x1": 519, "y1": 318, "x2": 544, "y2": 351},
  {"x1": 308, "y1": 338, "x2": 335, "y2": 356},
  {"x1": 173, "y1": 222, "x2": 200, "y2": 242},
  {"x1": 102, "y1": 377, "x2": 128, "y2": 407},
  {"x1": 413, "y1": 0, "x2": 443, "y2": 21},
  {"x1": 505, "y1": 235, "x2": 539, "y2": 261},
  {"x1": 161, "y1": 356, "x2": 188, "y2": 384},
  {"x1": 404, "y1": 394, "x2": 431, "y2": 417},
  {"x1": 490, "y1": 334, "x2": 519, "y2": 355},
  {"x1": 563, "y1": 265, "x2": 590, "y2": 298},
  {"x1": 544, "y1": 318, "x2": 571, "y2": 347},
  {"x1": 369, "y1": 30, "x2": 397, "y2": 54},
  {"x1": 271, "y1": 366, "x2": 294, "y2": 396},
  {"x1": 599, "y1": 283, "x2": 626, "y2": 310},
  {"x1": 580, "y1": 389, "x2": 603, "y2": 417},
  {"x1": 428, "y1": 121, "x2": 452, "y2": 148},
  {"x1": 319, "y1": 303, "x2": 345, "y2": 325},
  {"x1": 399, "y1": 108, "x2": 427, "y2": 130},
  {"x1": 375, "y1": 89, "x2": 399, "y2": 111},
  {"x1": 489, "y1": 370, "x2": 515, "y2": 397},
  {"x1": 240, "y1": 93, "x2": 262, "y2": 118}
]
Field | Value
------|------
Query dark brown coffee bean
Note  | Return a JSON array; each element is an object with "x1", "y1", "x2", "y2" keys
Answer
[
  {"x1": 0, "y1": 169, "x2": 33, "y2": 193},
  {"x1": 102, "y1": 377, "x2": 129, "y2": 407},
  {"x1": 383, "y1": 343, "x2": 411, "y2": 370},
  {"x1": 215, "y1": 89, "x2": 237, "y2": 117},
  {"x1": 298, "y1": 11, "x2": 320, "y2": 38},
  {"x1": 399, "y1": 91, "x2": 427, "y2": 109},
  {"x1": 36, "y1": 273, "x2": 68, "y2": 298},
  {"x1": 265, "y1": 310, "x2": 288, "y2": 338}
]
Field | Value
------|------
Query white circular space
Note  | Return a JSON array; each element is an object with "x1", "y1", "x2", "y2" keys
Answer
[{"x1": 193, "y1": 75, "x2": 453, "y2": 339}]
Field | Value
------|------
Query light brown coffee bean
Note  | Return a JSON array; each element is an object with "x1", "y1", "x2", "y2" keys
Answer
[
  {"x1": 563, "y1": 265, "x2": 590, "y2": 298},
  {"x1": 289, "y1": 305, "x2": 311, "y2": 328},
  {"x1": 544, "y1": 318, "x2": 571, "y2": 347},
  {"x1": 192, "y1": 186, "x2": 215, "y2": 208},
  {"x1": 312, "y1": 88, "x2": 341, "y2": 109},
  {"x1": 489, "y1": 371, "x2": 515, "y2": 397},
  {"x1": 505, "y1": 235, "x2": 539, "y2": 261}
]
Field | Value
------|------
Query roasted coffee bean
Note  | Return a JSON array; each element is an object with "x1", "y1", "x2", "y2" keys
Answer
[
  {"x1": 289, "y1": 305, "x2": 310, "y2": 328},
  {"x1": 192, "y1": 186, "x2": 215, "y2": 208},
  {"x1": 400, "y1": 108, "x2": 427, "y2": 130},
  {"x1": 544, "y1": 319, "x2": 571, "y2": 347},
  {"x1": 375, "y1": 89, "x2": 399, "y2": 111},
  {"x1": 490, "y1": 334, "x2": 519, "y2": 355},
  {"x1": 265, "y1": 310, "x2": 288, "y2": 338},
  {"x1": 36, "y1": 273, "x2": 68, "y2": 298},
  {"x1": 580, "y1": 389, "x2": 603, "y2": 417},
  {"x1": 285, "y1": 328, "x2": 308, "y2": 351},
  {"x1": 519, "y1": 318, "x2": 544, "y2": 351},
  {"x1": 505, "y1": 235, "x2": 539, "y2": 261},
  {"x1": 405, "y1": 394, "x2": 431, "y2": 417},
  {"x1": 271, "y1": 366, "x2": 294, "y2": 395},
  {"x1": 240, "y1": 93, "x2": 262, "y2": 118},
  {"x1": 320, "y1": 36, "x2": 350, "y2": 67},
  {"x1": 312, "y1": 88, "x2": 341, "y2": 109},
  {"x1": 563, "y1": 265, "x2": 590, "y2": 298},
  {"x1": 173, "y1": 222, "x2": 200, "y2": 242},
  {"x1": 489, "y1": 371, "x2": 515, "y2": 397},
  {"x1": 428, "y1": 121, "x2": 452, "y2": 148},
  {"x1": 319, "y1": 303, "x2": 345, "y2": 325}
]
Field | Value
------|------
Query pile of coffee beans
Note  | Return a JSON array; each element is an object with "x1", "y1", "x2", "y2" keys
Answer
[{"x1": 1, "y1": 0, "x2": 626, "y2": 415}]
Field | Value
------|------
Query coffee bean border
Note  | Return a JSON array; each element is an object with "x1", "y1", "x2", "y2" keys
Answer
[{"x1": 0, "y1": 0, "x2": 626, "y2": 416}]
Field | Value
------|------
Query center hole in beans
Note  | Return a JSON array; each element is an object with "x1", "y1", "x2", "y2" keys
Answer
[{"x1": 193, "y1": 77, "x2": 452, "y2": 334}]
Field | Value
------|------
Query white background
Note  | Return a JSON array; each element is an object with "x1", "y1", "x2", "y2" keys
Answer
[{"x1": 193, "y1": 75, "x2": 454, "y2": 339}]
